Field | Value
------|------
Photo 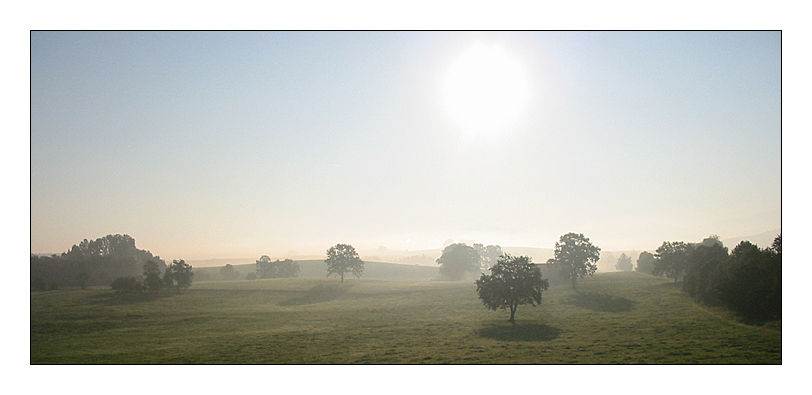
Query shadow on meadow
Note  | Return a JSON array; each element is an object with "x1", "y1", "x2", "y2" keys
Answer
[
  {"x1": 279, "y1": 283, "x2": 349, "y2": 306},
  {"x1": 478, "y1": 323, "x2": 562, "y2": 342},
  {"x1": 564, "y1": 292, "x2": 636, "y2": 312},
  {"x1": 86, "y1": 292, "x2": 174, "y2": 306}
]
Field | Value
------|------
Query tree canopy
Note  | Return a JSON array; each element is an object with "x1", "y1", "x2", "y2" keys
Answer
[
  {"x1": 30, "y1": 234, "x2": 164, "y2": 288},
  {"x1": 325, "y1": 244, "x2": 364, "y2": 282},
  {"x1": 476, "y1": 254, "x2": 549, "y2": 324},
  {"x1": 653, "y1": 241, "x2": 691, "y2": 283},
  {"x1": 164, "y1": 259, "x2": 194, "y2": 293},
  {"x1": 635, "y1": 251, "x2": 656, "y2": 275},
  {"x1": 436, "y1": 243, "x2": 480, "y2": 281},
  {"x1": 143, "y1": 260, "x2": 164, "y2": 292},
  {"x1": 256, "y1": 256, "x2": 300, "y2": 279},
  {"x1": 550, "y1": 232, "x2": 601, "y2": 289}
]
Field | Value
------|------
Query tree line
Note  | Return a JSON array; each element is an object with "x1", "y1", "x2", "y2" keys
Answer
[
  {"x1": 30, "y1": 234, "x2": 165, "y2": 290},
  {"x1": 635, "y1": 234, "x2": 781, "y2": 323},
  {"x1": 110, "y1": 259, "x2": 194, "y2": 294}
]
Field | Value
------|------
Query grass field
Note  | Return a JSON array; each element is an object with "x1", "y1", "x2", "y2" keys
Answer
[{"x1": 30, "y1": 271, "x2": 780, "y2": 364}]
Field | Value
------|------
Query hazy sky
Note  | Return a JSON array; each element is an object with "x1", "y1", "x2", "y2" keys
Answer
[{"x1": 30, "y1": 31, "x2": 781, "y2": 260}]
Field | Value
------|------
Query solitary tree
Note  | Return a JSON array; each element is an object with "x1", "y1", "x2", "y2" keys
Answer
[
  {"x1": 325, "y1": 244, "x2": 364, "y2": 282},
  {"x1": 550, "y1": 232, "x2": 601, "y2": 289},
  {"x1": 476, "y1": 254, "x2": 549, "y2": 325},
  {"x1": 653, "y1": 241, "x2": 691, "y2": 283},
  {"x1": 164, "y1": 259, "x2": 194, "y2": 293},
  {"x1": 143, "y1": 260, "x2": 164, "y2": 292},
  {"x1": 615, "y1": 253, "x2": 633, "y2": 271},
  {"x1": 437, "y1": 243, "x2": 480, "y2": 280}
]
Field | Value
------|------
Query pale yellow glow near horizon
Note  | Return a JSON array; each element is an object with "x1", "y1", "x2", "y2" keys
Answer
[{"x1": 441, "y1": 43, "x2": 530, "y2": 138}]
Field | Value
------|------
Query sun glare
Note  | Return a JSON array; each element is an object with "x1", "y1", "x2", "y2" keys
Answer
[{"x1": 441, "y1": 44, "x2": 530, "y2": 138}]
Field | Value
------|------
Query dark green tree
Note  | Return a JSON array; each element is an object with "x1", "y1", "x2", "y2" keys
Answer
[
  {"x1": 550, "y1": 233, "x2": 601, "y2": 289},
  {"x1": 635, "y1": 251, "x2": 656, "y2": 275},
  {"x1": 476, "y1": 254, "x2": 549, "y2": 325},
  {"x1": 436, "y1": 243, "x2": 481, "y2": 281},
  {"x1": 143, "y1": 260, "x2": 164, "y2": 292},
  {"x1": 325, "y1": 244, "x2": 364, "y2": 282},
  {"x1": 615, "y1": 253, "x2": 633, "y2": 271},
  {"x1": 682, "y1": 244, "x2": 728, "y2": 304},
  {"x1": 164, "y1": 259, "x2": 194, "y2": 293},
  {"x1": 653, "y1": 241, "x2": 691, "y2": 283},
  {"x1": 717, "y1": 238, "x2": 781, "y2": 322}
]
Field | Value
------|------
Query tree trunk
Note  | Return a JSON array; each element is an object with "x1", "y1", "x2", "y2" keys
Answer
[
  {"x1": 340, "y1": 272, "x2": 344, "y2": 283},
  {"x1": 509, "y1": 305, "x2": 517, "y2": 325}
]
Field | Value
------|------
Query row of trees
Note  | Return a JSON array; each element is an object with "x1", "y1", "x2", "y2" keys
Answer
[
  {"x1": 31, "y1": 234, "x2": 165, "y2": 290},
  {"x1": 253, "y1": 255, "x2": 301, "y2": 279},
  {"x1": 644, "y1": 234, "x2": 781, "y2": 322},
  {"x1": 434, "y1": 233, "x2": 601, "y2": 289},
  {"x1": 110, "y1": 259, "x2": 194, "y2": 293}
]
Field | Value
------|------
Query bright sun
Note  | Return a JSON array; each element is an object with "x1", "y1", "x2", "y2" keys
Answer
[{"x1": 441, "y1": 44, "x2": 530, "y2": 138}]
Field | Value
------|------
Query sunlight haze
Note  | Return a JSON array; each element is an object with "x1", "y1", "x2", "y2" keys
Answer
[{"x1": 30, "y1": 31, "x2": 781, "y2": 261}]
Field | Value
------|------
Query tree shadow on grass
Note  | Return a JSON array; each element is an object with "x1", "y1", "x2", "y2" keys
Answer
[
  {"x1": 478, "y1": 323, "x2": 562, "y2": 342},
  {"x1": 279, "y1": 283, "x2": 349, "y2": 306},
  {"x1": 564, "y1": 292, "x2": 636, "y2": 312},
  {"x1": 86, "y1": 292, "x2": 173, "y2": 306}
]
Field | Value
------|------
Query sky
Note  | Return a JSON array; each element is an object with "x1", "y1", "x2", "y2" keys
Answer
[{"x1": 30, "y1": 31, "x2": 781, "y2": 260}]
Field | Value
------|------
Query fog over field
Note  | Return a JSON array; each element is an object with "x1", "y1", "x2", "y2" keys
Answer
[{"x1": 23, "y1": 25, "x2": 794, "y2": 390}]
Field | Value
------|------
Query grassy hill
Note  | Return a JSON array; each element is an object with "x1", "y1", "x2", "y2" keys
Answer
[
  {"x1": 193, "y1": 260, "x2": 440, "y2": 281},
  {"x1": 30, "y1": 271, "x2": 780, "y2": 364}
]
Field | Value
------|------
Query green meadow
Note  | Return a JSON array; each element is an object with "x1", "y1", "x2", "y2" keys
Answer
[{"x1": 30, "y1": 270, "x2": 780, "y2": 364}]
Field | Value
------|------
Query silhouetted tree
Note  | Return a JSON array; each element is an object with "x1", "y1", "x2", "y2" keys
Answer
[
  {"x1": 615, "y1": 253, "x2": 633, "y2": 271},
  {"x1": 437, "y1": 243, "x2": 480, "y2": 281},
  {"x1": 164, "y1": 259, "x2": 194, "y2": 293},
  {"x1": 476, "y1": 254, "x2": 549, "y2": 325},
  {"x1": 143, "y1": 260, "x2": 164, "y2": 292},
  {"x1": 653, "y1": 241, "x2": 691, "y2": 283},
  {"x1": 636, "y1": 251, "x2": 656, "y2": 275},
  {"x1": 325, "y1": 244, "x2": 364, "y2": 282},
  {"x1": 550, "y1": 233, "x2": 601, "y2": 289},
  {"x1": 771, "y1": 233, "x2": 781, "y2": 255}
]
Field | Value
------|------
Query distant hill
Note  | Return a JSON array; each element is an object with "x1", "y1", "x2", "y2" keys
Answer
[
  {"x1": 722, "y1": 229, "x2": 781, "y2": 250},
  {"x1": 193, "y1": 260, "x2": 440, "y2": 281}
]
